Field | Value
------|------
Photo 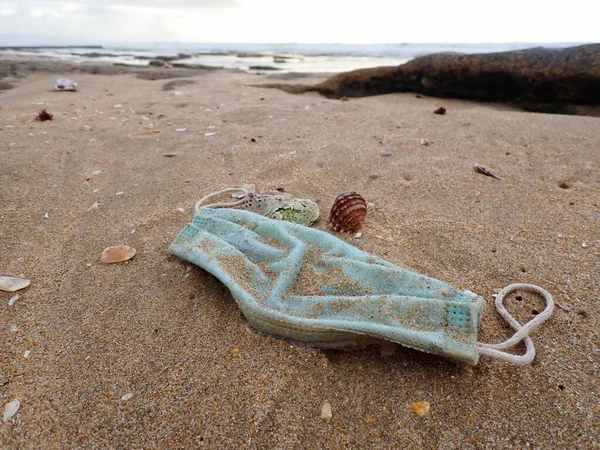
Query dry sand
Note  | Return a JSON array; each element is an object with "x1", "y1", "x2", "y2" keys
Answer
[{"x1": 1, "y1": 57, "x2": 599, "y2": 449}]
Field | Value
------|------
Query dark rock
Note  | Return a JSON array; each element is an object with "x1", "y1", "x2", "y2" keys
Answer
[
  {"x1": 262, "y1": 44, "x2": 600, "y2": 115},
  {"x1": 249, "y1": 65, "x2": 283, "y2": 71},
  {"x1": 433, "y1": 106, "x2": 446, "y2": 115}
]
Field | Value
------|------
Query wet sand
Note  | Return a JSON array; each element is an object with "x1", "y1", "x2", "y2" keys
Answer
[{"x1": 1, "y1": 57, "x2": 599, "y2": 449}]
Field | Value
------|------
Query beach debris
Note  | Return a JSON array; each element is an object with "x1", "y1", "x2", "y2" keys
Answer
[
  {"x1": 204, "y1": 132, "x2": 216, "y2": 137},
  {"x1": 380, "y1": 153, "x2": 392, "y2": 157},
  {"x1": 44, "y1": 212, "x2": 49, "y2": 219},
  {"x1": 231, "y1": 347, "x2": 240, "y2": 356},
  {"x1": 474, "y1": 163, "x2": 502, "y2": 180},
  {"x1": 8, "y1": 295, "x2": 19, "y2": 306},
  {"x1": 321, "y1": 402, "x2": 333, "y2": 421},
  {"x1": 329, "y1": 192, "x2": 367, "y2": 238},
  {"x1": 34, "y1": 109, "x2": 53, "y2": 121},
  {"x1": 434, "y1": 107, "x2": 446, "y2": 115},
  {"x1": 242, "y1": 190, "x2": 320, "y2": 227},
  {"x1": 163, "y1": 152, "x2": 178, "y2": 157},
  {"x1": 367, "y1": 415, "x2": 377, "y2": 423},
  {"x1": 24, "y1": 350, "x2": 31, "y2": 358},
  {"x1": 87, "y1": 202, "x2": 99, "y2": 212},
  {"x1": 420, "y1": 138, "x2": 430, "y2": 146},
  {"x1": 54, "y1": 78, "x2": 77, "y2": 92},
  {"x1": 3, "y1": 400, "x2": 20, "y2": 423},
  {"x1": 410, "y1": 401, "x2": 431, "y2": 417},
  {"x1": 121, "y1": 393, "x2": 134, "y2": 401},
  {"x1": 175, "y1": 128, "x2": 187, "y2": 132},
  {"x1": 100, "y1": 245, "x2": 136, "y2": 264},
  {"x1": 0, "y1": 276, "x2": 31, "y2": 292}
]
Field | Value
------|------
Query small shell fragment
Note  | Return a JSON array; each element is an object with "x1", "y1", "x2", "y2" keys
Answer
[
  {"x1": 100, "y1": 246, "x2": 136, "y2": 264},
  {"x1": 121, "y1": 393, "x2": 133, "y2": 401},
  {"x1": 329, "y1": 192, "x2": 367, "y2": 235},
  {"x1": 410, "y1": 401, "x2": 431, "y2": 417},
  {"x1": 321, "y1": 402, "x2": 332, "y2": 421},
  {"x1": 3, "y1": 400, "x2": 20, "y2": 423},
  {"x1": 8, "y1": 294, "x2": 19, "y2": 306},
  {"x1": 0, "y1": 276, "x2": 31, "y2": 292},
  {"x1": 420, "y1": 138, "x2": 430, "y2": 146},
  {"x1": 474, "y1": 163, "x2": 502, "y2": 180}
]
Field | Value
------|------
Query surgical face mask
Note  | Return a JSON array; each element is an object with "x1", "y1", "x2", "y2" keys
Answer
[{"x1": 169, "y1": 188, "x2": 554, "y2": 366}]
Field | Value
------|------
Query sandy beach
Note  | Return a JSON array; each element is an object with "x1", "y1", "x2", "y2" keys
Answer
[{"x1": 1, "y1": 57, "x2": 599, "y2": 449}]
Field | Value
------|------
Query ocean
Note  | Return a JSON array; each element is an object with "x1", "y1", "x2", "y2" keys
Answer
[{"x1": 0, "y1": 42, "x2": 584, "y2": 74}]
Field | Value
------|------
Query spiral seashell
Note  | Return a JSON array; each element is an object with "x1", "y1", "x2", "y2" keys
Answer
[{"x1": 329, "y1": 192, "x2": 367, "y2": 236}]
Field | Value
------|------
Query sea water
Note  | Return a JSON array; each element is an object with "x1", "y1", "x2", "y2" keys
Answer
[{"x1": 0, "y1": 42, "x2": 584, "y2": 74}]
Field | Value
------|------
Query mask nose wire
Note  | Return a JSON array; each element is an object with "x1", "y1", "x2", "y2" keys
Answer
[
  {"x1": 477, "y1": 283, "x2": 554, "y2": 365},
  {"x1": 194, "y1": 187, "x2": 249, "y2": 213}
]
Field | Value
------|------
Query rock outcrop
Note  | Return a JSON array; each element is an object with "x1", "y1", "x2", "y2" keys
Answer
[{"x1": 265, "y1": 44, "x2": 600, "y2": 115}]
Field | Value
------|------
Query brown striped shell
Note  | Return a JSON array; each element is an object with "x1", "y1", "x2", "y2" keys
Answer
[{"x1": 329, "y1": 192, "x2": 367, "y2": 235}]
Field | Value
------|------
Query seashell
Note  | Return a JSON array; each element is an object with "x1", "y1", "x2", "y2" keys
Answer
[
  {"x1": 54, "y1": 77, "x2": 77, "y2": 91},
  {"x1": 100, "y1": 245, "x2": 136, "y2": 264},
  {"x1": 329, "y1": 192, "x2": 367, "y2": 236},
  {"x1": 35, "y1": 109, "x2": 53, "y2": 121},
  {"x1": 474, "y1": 163, "x2": 502, "y2": 180},
  {"x1": 0, "y1": 276, "x2": 30, "y2": 292},
  {"x1": 3, "y1": 400, "x2": 20, "y2": 423}
]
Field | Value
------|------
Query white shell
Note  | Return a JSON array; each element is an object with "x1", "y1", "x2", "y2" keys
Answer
[
  {"x1": 54, "y1": 77, "x2": 77, "y2": 91},
  {"x1": 121, "y1": 393, "x2": 134, "y2": 401},
  {"x1": 0, "y1": 276, "x2": 30, "y2": 292},
  {"x1": 3, "y1": 400, "x2": 20, "y2": 423}
]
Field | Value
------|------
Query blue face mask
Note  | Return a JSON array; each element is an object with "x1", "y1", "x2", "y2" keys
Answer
[{"x1": 169, "y1": 188, "x2": 554, "y2": 366}]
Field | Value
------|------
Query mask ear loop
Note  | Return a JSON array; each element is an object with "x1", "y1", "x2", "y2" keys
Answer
[
  {"x1": 477, "y1": 283, "x2": 554, "y2": 365},
  {"x1": 194, "y1": 187, "x2": 249, "y2": 213}
]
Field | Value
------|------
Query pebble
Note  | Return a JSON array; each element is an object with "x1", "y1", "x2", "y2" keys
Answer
[
  {"x1": 321, "y1": 402, "x2": 332, "y2": 421},
  {"x1": 23, "y1": 350, "x2": 30, "y2": 358},
  {"x1": 231, "y1": 348, "x2": 240, "y2": 356},
  {"x1": 204, "y1": 132, "x2": 216, "y2": 137},
  {"x1": 8, "y1": 294, "x2": 19, "y2": 306}
]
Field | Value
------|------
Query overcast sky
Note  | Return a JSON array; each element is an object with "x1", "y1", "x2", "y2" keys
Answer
[{"x1": 1, "y1": 0, "x2": 598, "y2": 45}]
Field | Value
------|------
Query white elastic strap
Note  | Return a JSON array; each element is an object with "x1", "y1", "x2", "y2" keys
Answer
[
  {"x1": 194, "y1": 187, "x2": 249, "y2": 214},
  {"x1": 477, "y1": 283, "x2": 554, "y2": 365}
]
